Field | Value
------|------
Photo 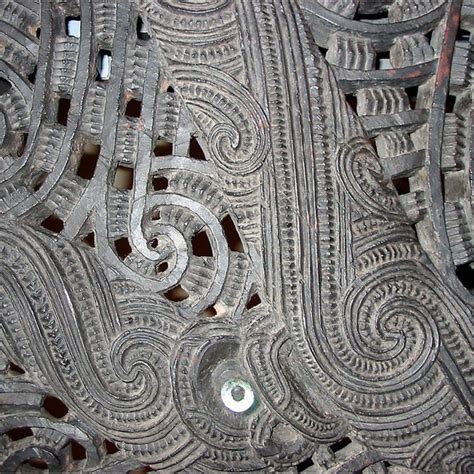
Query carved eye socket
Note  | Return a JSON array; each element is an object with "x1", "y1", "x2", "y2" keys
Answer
[{"x1": 220, "y1": 378, "x2": 255, "y2": 413}]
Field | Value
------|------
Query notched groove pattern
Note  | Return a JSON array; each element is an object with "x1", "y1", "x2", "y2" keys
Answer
[{"x1": 0, "y1": 0, "x2": 472, "y2": 472}]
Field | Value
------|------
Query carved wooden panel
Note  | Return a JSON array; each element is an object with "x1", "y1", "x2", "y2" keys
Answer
[{"x1": 0, "y1": 0, "x2": 472, "y2": 472}]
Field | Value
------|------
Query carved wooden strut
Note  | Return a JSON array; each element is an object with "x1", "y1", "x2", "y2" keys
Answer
[{"x1": 0, "y1": 0, "x2": 473, "y2": 472}]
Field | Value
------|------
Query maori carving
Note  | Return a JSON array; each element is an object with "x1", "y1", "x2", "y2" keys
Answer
[{"x1": 0, "y1": 0, "x2": 473, "y2": 472}]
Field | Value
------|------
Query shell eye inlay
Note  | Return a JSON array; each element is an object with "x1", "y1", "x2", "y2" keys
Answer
[{"x1": 220, "y1": 378, "x2": 255, "y2": 413}]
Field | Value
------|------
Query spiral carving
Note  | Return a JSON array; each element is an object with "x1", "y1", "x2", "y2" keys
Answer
[
  {"x1": 245, "y1": 324, "x2": 346, "y2": 442},
  {"x1": 337, "y1": 263, "x2": 440, "y2": 391},
  {"x1": 411, "y1": 425, "x2": 474, "y2": 472},
  {"x1": 170, "y1": 318, "x2": 316, "y2": 470},
  {"x1": 300, "y1": 260, "x2": 465, "y2": 416},
  {"x1": 150, "y1": 0, "x2": 232, "y2": 16},
  {"x1": 0, "y1": 4, "x2": 37, "y2": 208},
  {"x1": 0, "y1": 221, "x2": 201, "y2": 469},
  {"x1": 101, "y1": 161, "x2": 250, "y2": 318},
  {"x1": 142, "y1": 0, "x2": 244, "y2": 78},
  {"x1": 336, "y1": 137, "x2": 405, "y2": 219},
  {"x1": 173, "y1": 66, "x2": 270, "y2": 176},
  {"x1": 169, "y1": 320, "x2": 263, "y2": 470},
  {"x1": 0, "y1": 0, "x2": 472, "y2": 470}
]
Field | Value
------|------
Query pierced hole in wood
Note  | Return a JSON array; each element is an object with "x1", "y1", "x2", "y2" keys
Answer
[
  {"x1": 441, "y1": 173, "x2": 446, "y2": 202},
  {"x1": 376, "y1": 50, "x2": 391, "y2": 70},
  {"x1": 318, "y1": 46, "x2": 328, "y2": 57},
  {"x1": 136, "y1": 16, "x2": 151, "y2": 41},
  {"x1": 152, "y1": 176, "x2": 168, "y2": 191},
  {"x1": 192, "y1": 230, "x2": 213, "y2": 257},
  {"x1": 156, "y1": 261, "x2": 168, "y2": 273},
  {"x1": 82, "y1": 232, "x2": 95, "y2": 248},
  {"x1": 32, "y1": 171, "x2": 48, "y2": 191},
  {"x1": 456, "y1": 28, "x2": 471, "y2": 42},
  {"x1": 354, "y1": 9, "x2": 389, "y2": 21},
  {"x1": 70, "y1": 440, "x2": 87, "y2": 460},
  {"x1": 221, "y1": 214, "x2": 244, "y2": 252},
  {"x1": 113, "y1": 166, "x2": 134, "y2": 190},
  {"x1": 405, "y1": 86, "x2": 419, "y2": 110},
  {"x1": 151, "y1": 209, "x2": 161, "y2": 220},
  {"x1": 18, "y1": 133, "x2": 28, "y2": 156},
  {"x1": 7, "y1": 427, "x2": 33, "y2": 440},
  {"x1": 0, "y1": 78, "x2": 12, "y2": 95},
  {"x1": 166, "y1": 85, "x2": 175, "y2": 93},
  {"x1": 246, "y1": 293, "x2": 261, "y2": 310},
  {"x1": 357, "y1": 0, "x2": 392, "y2": 14},
  {"x1": 392, "y1": 176, "x2": 410, "y2": 195},
  {"x1": 77, "y1": 143, "x2": 100, "y2": 180},
  {"x1": 445, "y1": 94, "x2": 456, "y2": 114},
  {"x1": 189, "y1": 136, "x2": 206, "y2": 160},
  {"x1": 330, "y1": 436, "x2": 352, "y2": 453},
  {"x1": 57, "y1": 97, "x2": 71, "y2": 126},
  {"x1": 346, "y1": 94, "x2": 358, "y2": 115},
  {"x1": 456, "y1": 262, "x2": 474, "y2": 291},
  {"x1": 149, "y1": 237, "x2": 158, "y2": 249},
  {"x1": 23, "y1": 458, "x2": 48, "y2": 470},
  {"x1": 369, "y1": 137, "x2": 378, "y2": 153},
  {"x1": 104, "y1": 439, "x2": 120, "y2": 454},
  {"x1": 153, "y1": 138, "x2": 173, "y2": 157},
  {"x1": 41, "y1": 215, "x2": 64, "y2": 233},
  {"x1": 125, "y1": 98, "x2": 142, "y2": 118},
  {"x1": 425, "y1": 30, "x2": 433, "y2": 44},
  {"x1": 28, "y1": 66, "x2": 37, "y2": 84},
  {"x1": 164, "y1": 285, "x2": 189, "y2": 302},
  {"x1": 66, "y1": 17, "x2": 81, "y2": 38},
  {"x1": 9, "y1": 361, "x2": 26, "y2": 374},
  {"x1": 97, "y1": 50, "x2": 112, "y2": 81},
  {"x1": 410, "y1": 223, "x2": 419, "y2": 242},
  {"x1": 35, "y1": 27, "x2": 41, "y2": 39},
  {"x1": 296, "y1": 456, "x2": 314, "y2": 472},
  {"x1": 127, "y1": 466, "x2": 154, "y2": 474},
  {"x1": 43, "y1": 395, "x2": 69, "y2": 418},
  {"x1": 203, "y1": 305, "x2": 217, "y2": 317},
  {"x1": 114, "y1": 237, "x2": 132, "y2": 260}
]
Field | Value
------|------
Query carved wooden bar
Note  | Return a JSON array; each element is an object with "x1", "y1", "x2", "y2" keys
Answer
[{"x1": 0, "y1": 0, "x2": 472, "y2": 472}]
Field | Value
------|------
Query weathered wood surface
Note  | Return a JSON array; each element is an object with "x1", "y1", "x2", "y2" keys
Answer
[{"x1": 0, "y1": 0, "x2": 472, "y2": 471}]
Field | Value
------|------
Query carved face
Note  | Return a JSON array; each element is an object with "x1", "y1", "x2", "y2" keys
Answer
[{"x1": 0, "y1": 0, "x2": 472, "y2": 472}]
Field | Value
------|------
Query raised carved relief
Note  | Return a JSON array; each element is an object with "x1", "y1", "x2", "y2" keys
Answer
[{"x1": 0, "y1": 0, "x2": 472, "y2": 472}]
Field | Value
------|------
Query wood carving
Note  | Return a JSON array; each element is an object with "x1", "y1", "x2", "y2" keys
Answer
[{"x1": 0, "y1": 0, "x2": 472, "y2": 472}]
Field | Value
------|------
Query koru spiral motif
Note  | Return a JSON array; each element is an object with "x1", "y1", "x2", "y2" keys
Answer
[{"x1": 0, "y1": 0, "x2": 473, "y2": 472}]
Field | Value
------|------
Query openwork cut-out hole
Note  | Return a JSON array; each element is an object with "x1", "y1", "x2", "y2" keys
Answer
[
  {"x1": 153, "y1": 138, "x2": 173, "y2": 157},
  {"x1": 221, "y1": 214, "x2": 244, "y2": 252},
  {"x1": 70, "y1": 440, "x2": 86, "y2": 460},
  {"x1": 246, "y1": 293, "x2": 261, "y2": 310},
  {"x1": 189, "y1": 136, "x2": 206, "y2": 160},
  {"x1": 104, "y1": 439, "x2": 120, "y2": 454},
  {"x1": 41, "y1": 215, "x2": 64, "y2": 233},
  {"x1": 192, "y1": 230, "x2": 213, "y2": 257},
  {"x1": 125, "y1": 98, "x2": 142, "y2": 118},
  {"x1": 152, "y1": 176, "x2": 168, "y2": 191},
  {"x1": 97, "y1": 50, "x2": 112, "y2": 81},
  {"x1": 7, "y1": 427, "x2": 33, "y2": 441},
  {"x1": 136, "y1": 17, "x2": 151, "y2": 41},
  {"x1": 66, "y1": 17, "x2": 81, "y2": 38},
  {"x1": 77, "y1": 143, "x2": 100, "y2": 180},
  {"x1": 42, "y1": 395, "x2": 69, "y2": 418},
  {"x1": 57, "y1": 97, "x2": 71, "y2": 126},
  {"x1": 114, "y1": 237, "x2": 132, "y2": 260},
  {"x1": 164, "y1": 285, "x2": 189, "y2": 302},
  {"x1": 113, "y1": 166, "x2": 134, "y2": 190}
]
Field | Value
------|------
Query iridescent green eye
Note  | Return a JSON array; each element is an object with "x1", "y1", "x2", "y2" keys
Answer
[{"x1": 220, "y1": 378, "x2": 255, "y2": 413}]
